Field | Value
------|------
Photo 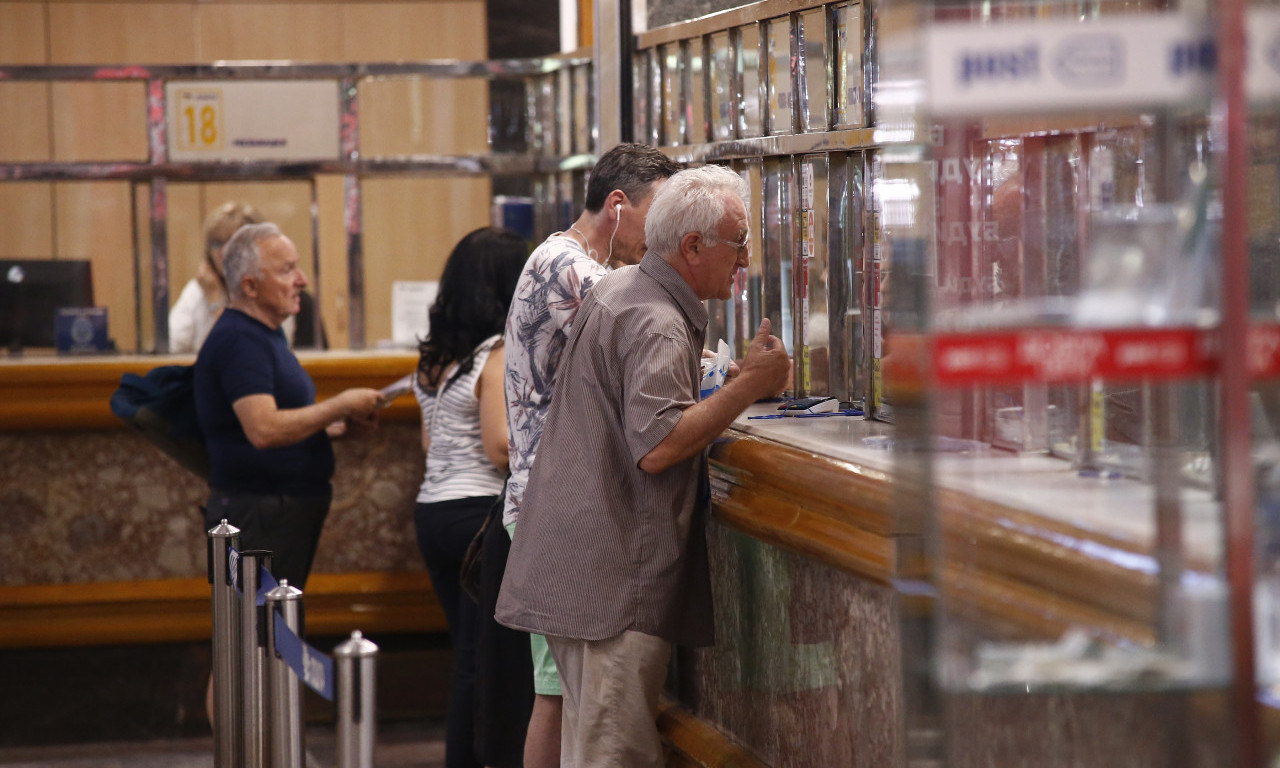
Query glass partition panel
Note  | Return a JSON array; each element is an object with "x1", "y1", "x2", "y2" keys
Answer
[
  {"x1": 528, "y1": 73, "x2": 557, "y2": 155},
  {"x1": 798, "y1": 154, "x2": 831, "y2": 395},
  {"x1": 827, "y1": 150, "x2": 866, "y2": 406},
  {"x1": 709, "y1": 31, "x2": 735, "y2": 142},
  {"x1": 738, "y1": 158, "x2": 766, "y2": 355},
  {"x1": 737, "y1": 23, "x2": 764, "y2": 139},
  {"x1": 571, "y1": 63, "x2": 593, "y2": 155},
  {"x1": 763, "y1": 155, "x2": 795, "y2": 393},
  {"x1": 833, "y1": 2, "x2": 866, "y2": 129},
  {"x1": 706, "y1": 294, "x2": 729, "y2": 352},
  {"x1": 867, "y1": 149, "x2": 889, "y2": 421},
  {"x1": 764, "y1": 16, "x2": 794, "y2": 136},
  {"x1": 633, "y1": 49, "x2": 652, "y2": 147},
  {"x1": 648, "y1": 48, "x2": 663, "y2": 146},
  {"x1": 685, "y1": 37, "x2": 708, "y2": 146},
  {"x1": 556, "y1": 66, "x2": 572, "y2": 157},
  {"x1": 661, "y1": 42, "x2": 684, "y2": 146},
  {"x1": 798, "y1": 8, "x2": 830, "y2": 133}
]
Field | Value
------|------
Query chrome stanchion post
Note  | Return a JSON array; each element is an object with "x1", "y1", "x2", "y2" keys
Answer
[
  {"x1": 238, "y1": 550, "x2": 272, "y2": 768},
  {"x1": 207, "y1": 519, "x2": 242, "y2": 768},
  {"x1": 265, "y1": 579, "x2": 305, "y2": 768},
  {"x1": 335, "y1": 630, "x2": 379, "y2": 768}
]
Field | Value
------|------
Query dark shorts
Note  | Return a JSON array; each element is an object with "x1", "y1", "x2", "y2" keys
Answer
[
  {"x1": 203, "y1": 488, "x2": 332, "y2": 591},
  {"x1": 475, "y1": 507, "x2": 535, "y2": 767}
]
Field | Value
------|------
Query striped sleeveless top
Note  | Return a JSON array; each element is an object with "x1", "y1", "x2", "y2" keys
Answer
[{"x1": 413, "y1": 335, "x2": 506, "y2": 503}]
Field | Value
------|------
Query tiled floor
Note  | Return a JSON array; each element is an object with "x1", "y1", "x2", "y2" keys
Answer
[{"x1": 0, "y1": 721, "x2": 446, "y2": 768}]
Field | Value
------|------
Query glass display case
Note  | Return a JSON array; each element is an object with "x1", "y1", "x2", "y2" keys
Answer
[
  {"x1": 872, "y1": 0, "x2": 1254, "y2": 763},
  {"x1": 626, "y1": 0, "x2": 1273, "y2": 765}
]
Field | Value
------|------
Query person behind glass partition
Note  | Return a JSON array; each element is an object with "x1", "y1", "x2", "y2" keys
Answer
[
  {"x1": 411, "y1": 226, "x2": 528, "y2": 768},
  {"x1": 169, "y1": 201, "x2": 261, "y2": 353},
  {"x1": 170, "y1": 201, "x2": 315, "y2": 352}
]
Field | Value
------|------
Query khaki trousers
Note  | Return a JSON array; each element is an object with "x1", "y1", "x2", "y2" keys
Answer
[{"x1": 546, "y1": 630, "x2": 672, "y2": 768}]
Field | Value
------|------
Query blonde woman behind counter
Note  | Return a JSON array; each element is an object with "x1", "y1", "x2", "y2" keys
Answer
[{"x1": 169, "y1": 201, "x2": 297, "y2": 353}]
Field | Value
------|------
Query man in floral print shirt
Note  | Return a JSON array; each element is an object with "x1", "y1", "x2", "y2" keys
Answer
[{"x1": 476, "y1": 143, "x2": 680, "y2": 768}]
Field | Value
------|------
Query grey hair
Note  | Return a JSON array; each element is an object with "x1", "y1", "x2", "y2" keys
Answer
[
  {"x1": 222, "y1": 222, "x2": 283, "y2": 300},
  {"x1": 644, "y1": 164, "x2": 749, "y2": 259}
]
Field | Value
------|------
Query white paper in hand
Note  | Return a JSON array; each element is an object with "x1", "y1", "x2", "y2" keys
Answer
[{"x1": 699, "y1": 339, "x2": 731, "y2": 399}]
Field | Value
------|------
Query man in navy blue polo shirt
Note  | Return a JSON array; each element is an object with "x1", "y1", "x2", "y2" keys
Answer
[{"x1": 194, "y1": 222, "x2": 383, "y2": 590}]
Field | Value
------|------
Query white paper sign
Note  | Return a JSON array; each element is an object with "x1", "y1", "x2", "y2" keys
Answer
[
  {"x1": 166, "y1": 80, "x2": 341, "y2": 162},
  {"x1": 924, "y1": 14, "x2": 1215, "y2": 117},
  {"x1": 391, "y1": 281, "x2": 439, "y2": 347}
]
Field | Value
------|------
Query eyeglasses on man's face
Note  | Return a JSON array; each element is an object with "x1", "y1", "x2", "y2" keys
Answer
[{"x1": 701, "y1": 233, "x2": 750, "y2": 257}]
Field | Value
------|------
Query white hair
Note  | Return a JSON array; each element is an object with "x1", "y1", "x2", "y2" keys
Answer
[
  {"x1": 644, "y1": 164, "x2": 748, "y2": 258},
  {"x1": 222, "y1": 222, "x2": 283, "y2": 299}
]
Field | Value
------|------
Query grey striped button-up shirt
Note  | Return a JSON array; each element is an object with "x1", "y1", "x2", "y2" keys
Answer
[{"x1": 495, "y1": 251, "x2": 715, "y2": 647}]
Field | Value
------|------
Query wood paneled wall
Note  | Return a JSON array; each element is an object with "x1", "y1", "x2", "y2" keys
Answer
[{"x1": 0, "y1": 0, "x2": 492, "y2": 351}]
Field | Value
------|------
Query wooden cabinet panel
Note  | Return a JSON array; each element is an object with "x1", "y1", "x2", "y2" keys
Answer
[
  {"x1": 51, "y1": 81, "x2": 148, "y2": 162},
  {"x1": 54, "y1": 181, "x2": 137, "y2": 351},
  {"x1": 197, "y1": 3, "x2": 343, "y2": 61},
  {"x1": 162, "y1": 183, "x2": 205, "y2": 315},
  {"x1": 49, "y1": 3, "x2": 196, "y2": 64},
  {"x1": 340, "y1": 1, "x2": 486, "y2": 61},
  {"x1": 134, "y1": 183, "x2": 155, "y2": 352},
  {"x1": 359, "y1": 78, "x2": 489, "y2": 157},
  {"x1": 0, "y1": 82, "x2": 51, "y2": 162},
  {"x1": 0, "y1": 3, "x2": 48, "y2": 64},
  {"x1": 0, "y1": 183, "x2": 54, "y2": 258},
  {"x1": 360, "y1": 175, "x2": 491, "y2": 345},
  {"x1": 316, "y1": 173, "x2": 350, "y2": 349},
  {"x1": 200, "y1": 181, "x2": 315, "y2": 265}
]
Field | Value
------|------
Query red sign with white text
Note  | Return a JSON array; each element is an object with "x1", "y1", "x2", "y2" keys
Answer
[{"x1": 932, "y1": 327, "x2": 1218, "y2": 387}]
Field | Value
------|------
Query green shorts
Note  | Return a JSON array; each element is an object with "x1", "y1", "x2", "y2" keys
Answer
[{"x1": 506, "y1": 521, "x2": 562, "y2": 697}]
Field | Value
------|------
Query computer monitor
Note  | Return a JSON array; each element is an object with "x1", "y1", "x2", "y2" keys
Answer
[{"x1": 0, "y1": 259, "x2": 95, "y2": 351}]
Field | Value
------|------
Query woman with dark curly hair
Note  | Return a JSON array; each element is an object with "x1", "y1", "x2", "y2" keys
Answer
[{"x1": 412, "y1": 226, "x2": 528, "y2": 768}]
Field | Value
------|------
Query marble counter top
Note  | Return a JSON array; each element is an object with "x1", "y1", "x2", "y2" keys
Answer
[
  {"x1": 710, "y1": 403, "x2": 1224, "y2": 645},
  {"x1": 726, "y1": 402, "x2": 1222, "y2": 567}
]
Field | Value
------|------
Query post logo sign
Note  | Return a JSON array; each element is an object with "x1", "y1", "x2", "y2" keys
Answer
[
  {"x1": 1247, "y1": 7, "x2": 1280, "y2": 103},
  {"x1": 166, "y1": 80, "x2": 341, "y2": 163},
  {"x1": 925, "y1": 14, "x2": 1215, "y2": 116}
]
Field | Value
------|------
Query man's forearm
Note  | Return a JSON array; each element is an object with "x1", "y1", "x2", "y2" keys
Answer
[
  {"x1": 637, "y1": 375, "x2": 762, "y2": 474},
  {"x1": 234, "y1": 394, "x2": 348, "y2": 449}
]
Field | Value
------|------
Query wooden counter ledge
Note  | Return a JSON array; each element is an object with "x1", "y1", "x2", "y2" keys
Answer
[{"x1": 0, "y1": 350, "x2": 420, "y2": 431}]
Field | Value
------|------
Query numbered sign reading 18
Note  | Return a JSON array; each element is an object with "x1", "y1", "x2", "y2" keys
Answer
[
  {"x1": 173, "y1": 88, "x2": 226, "y2": 152},
  {"x1": 164, "y1": 80, "x2": 341, "y2": 163}
]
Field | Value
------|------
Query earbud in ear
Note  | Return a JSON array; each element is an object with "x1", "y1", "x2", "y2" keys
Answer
[{"x1": 615, "y1": 203, "x2": 622, "y2": 213}]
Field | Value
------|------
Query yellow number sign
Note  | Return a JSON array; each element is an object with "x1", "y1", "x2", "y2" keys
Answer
[{"x1": 172, "y1": 88, "x2": 225, "y2": 152}]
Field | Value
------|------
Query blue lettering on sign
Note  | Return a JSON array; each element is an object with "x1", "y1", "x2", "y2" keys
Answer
[
  {"x1": 1052, "y1": 34, "x2": 1124, "y2": 87},
  {"x1": 303, "y1": 646, "x2": 328, "y2": 693},
  {"x1": 958, "y1": 45, "x2": 1040, "y2": 87},
  {"x1": 1169, "y1": 40, "x2": 1216, "y2": 77}
]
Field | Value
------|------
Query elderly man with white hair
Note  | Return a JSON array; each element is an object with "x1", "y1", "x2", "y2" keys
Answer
[
  {"x1": 496, "y1": 164, "x2": 790, "y2": 768},
  {"x1": 194, "y1": 222, "x2": 383, "y2": 590}
]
